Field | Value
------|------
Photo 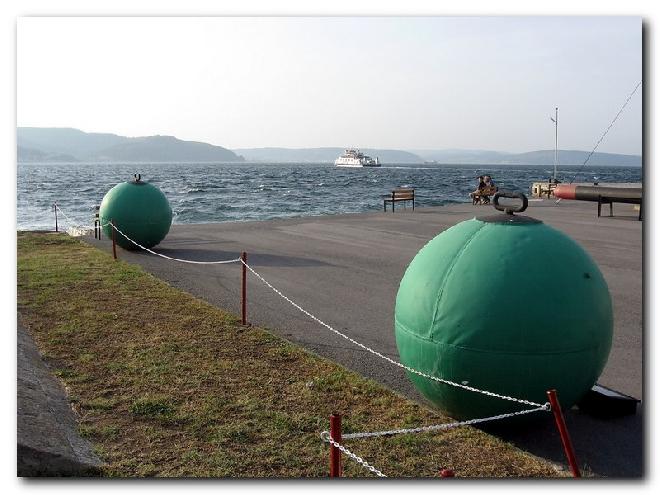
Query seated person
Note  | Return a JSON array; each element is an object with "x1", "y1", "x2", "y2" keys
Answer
[
  {"x1": 480, "y1": 175, "x2": 497, "y2": 204},
  {"x1": 470, "y1": 176, "x2": 487, "y2": 205}
]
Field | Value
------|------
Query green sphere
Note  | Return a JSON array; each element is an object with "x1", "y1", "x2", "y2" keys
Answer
[
  {"x1": 100, "y1": 177, "x2": 172, "y2": 250},
  {"x1": 394, "y1": 216, "x2": 613, "y2": 420}
]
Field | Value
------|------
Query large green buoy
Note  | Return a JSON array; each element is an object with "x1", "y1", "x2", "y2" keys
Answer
[
  {"x1": 394, "y1": 192, "x2": 613, "y2": 420},
  {"x1": 100, "y1": 174, "x2": 173, "y2": 250}
]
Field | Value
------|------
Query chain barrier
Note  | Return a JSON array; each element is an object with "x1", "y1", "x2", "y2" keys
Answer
[
  {"x1": 336, "y1": 404, "x2": 549, "y2": 440},
  {"x1": 54, "y1": 204, "x2": 543, "y2": 406},
  {"x1": 239, "y1": 259, "x2": 543, "y2": 408},
  {"x1": 54, "y1": 204, "x2": 102, "y2": 232},
  {"x1": 54, "y1": 205, "x2": 240, "y2": 265},
  {"x1": 51, "y1": 204, "x2": 566, "y2": 477},
  {"x1": 320, "y1": 433, "x2": 387, "y2": 477},
  {"x1": 108, "y1": 222, "x2": 241, "y2": 265},
  {"x1": 319, "y1": 404, "x2": 548, "y2": 477}
]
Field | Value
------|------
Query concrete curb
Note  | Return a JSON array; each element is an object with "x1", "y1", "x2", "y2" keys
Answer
[{"x1": 17, "y1": 317, "x2": 103, "y2": 477}]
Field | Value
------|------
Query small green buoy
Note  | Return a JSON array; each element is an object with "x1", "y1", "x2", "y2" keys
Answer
[
  {"x1": 99, "y1": 174, "x2": 173, "y2": 250},
  {"x1": 394, "y1": 193, "x2": 613, "y2": 419}
]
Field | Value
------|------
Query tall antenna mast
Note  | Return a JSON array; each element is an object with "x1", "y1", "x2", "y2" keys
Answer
[{"x1": 550, "y1": 107, "x2": 558, "y2": 181}]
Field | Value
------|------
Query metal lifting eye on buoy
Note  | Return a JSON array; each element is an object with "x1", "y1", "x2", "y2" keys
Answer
[
  {"x1": 133, "y1": 173, "x2": 142, "y2": 183},
  {"x1": 493, "y1": 191, "x2": 528, "y2": 215}
]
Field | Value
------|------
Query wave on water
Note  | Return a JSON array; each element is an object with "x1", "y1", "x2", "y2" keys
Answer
[{"x1": 17, "y1": 162, "x2": 642, "y2": 230}]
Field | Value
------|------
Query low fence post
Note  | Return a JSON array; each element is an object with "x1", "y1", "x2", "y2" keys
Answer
[
  {"x1": 53, "y1": 203, "x2": 58, "y2": 232},
  {"x1": 547, "y1": 389, "x2": 581, "y2": 478},
  {"x1": 111, "y1": 219, "x2": 117, "y2": 260},
  {"x1": 95, "y1": 206, "x2": 100, "y2": 239},
  {"x1": 330, "y1": 413, "x2": 342, "y2": 477},
  {"x1": 241, "y1": 251, "x2": 247, "y2": 325}
]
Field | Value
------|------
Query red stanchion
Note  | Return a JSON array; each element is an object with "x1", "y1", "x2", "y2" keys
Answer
[
  {"x1": 547, "y1": 389, "x2": 581, "y2": 478},
  {"x1": 111, "y1": 219, "x2": 117, "y2": 260},
  {"x1": 330, "y1": 413, "x2": 342, "y2": 477},
  {"x1": 241, "y1": 251, "x2": 247, "y2": 325},
  {"x1": 94, "y1": 208, "x2": 99, "y2": 239},
  {"x1": 439, "y1": 468, "x2": 455, "y2": 477}
]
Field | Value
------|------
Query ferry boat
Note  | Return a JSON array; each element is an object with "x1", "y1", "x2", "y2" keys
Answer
[{"x1": 334, "y1": 149, "x2": 380, "y2": 167}]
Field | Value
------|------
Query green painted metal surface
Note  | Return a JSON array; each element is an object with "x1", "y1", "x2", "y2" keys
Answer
[
  {"x1": 394, "y1": 216, "x2": 613, "y2": 420},
  {"x1": 100, "y1": 179, "x2": 172, "y2": 250}
]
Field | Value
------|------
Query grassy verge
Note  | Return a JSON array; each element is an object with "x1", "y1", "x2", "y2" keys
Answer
[{"x1": 17, "y1": 232, "x2": 564, "y2": 478}]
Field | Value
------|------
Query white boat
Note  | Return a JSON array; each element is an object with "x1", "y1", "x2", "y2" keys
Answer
[{"x1": 334, "y1": 149, "x2": 380, "y2": 167}]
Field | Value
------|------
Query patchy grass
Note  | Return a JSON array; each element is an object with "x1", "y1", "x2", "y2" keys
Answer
[{"x1": 17, "y1": 232, "x2": 565, "y2": 478}]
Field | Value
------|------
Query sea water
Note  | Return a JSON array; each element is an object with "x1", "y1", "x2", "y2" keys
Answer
[{"x1": 17, "y1": 162, "x2": 642, "y2": 231}]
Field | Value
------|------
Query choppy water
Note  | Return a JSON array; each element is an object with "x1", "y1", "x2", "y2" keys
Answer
[{"x1": 17, "y1": 162, "x2": 642, "y2": 231}]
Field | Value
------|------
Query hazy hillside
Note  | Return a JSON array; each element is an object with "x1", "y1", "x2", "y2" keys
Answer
[
  {"x1": 93, "y1": 136, "x2": 243, "y2": 162},
  {"x1": 412, "y1": 149, "x2": 511, "y2": 163},
  {"x1": 234, "y1": 147, "x2": 423, "y2": 163},
  {"x1": 18, "y1": 127, "x2": 127, "y2": 158},
  {"x1": 17, "y1": 127, "x2": 243, "y2": 163},
  {"x1": 17, "y1": 146, "x2": 79, "y2": 163},
  {"x1": 414, "y1": 148, "x2": 641, "y2": 167},
  {"x1": 17, "y1": 127, "x2": 640, "y2": 166},
  {"x1": 503, "y1": 149, "x2": 641, "y2": 166}
]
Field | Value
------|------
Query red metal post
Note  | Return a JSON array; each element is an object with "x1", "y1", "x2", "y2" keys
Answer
[
  {"x1": 111, "y1": 219, "x2": 117, "y2": 260},
  {"x1": 439, "y1": 468, "x2": 455, "y2": 477},
  {"x1": 96, "y1": 206, "x2": 101, "y2": 239},
  {"x1": 329, "y1": 413, "x2": 342, "y2": 477},
  {"x1": 547, "y1": 389, "x2": 581, "y2": 478},
  {"x1": 53, "y1": 204, "x2": 58, "y2": 232},
  {"x1": 241, "y1": 251, "x2": 247, "y2": 325}
]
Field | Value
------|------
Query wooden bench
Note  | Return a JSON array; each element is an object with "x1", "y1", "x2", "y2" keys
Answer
[{"x1": 383, "y1": 188, "x2": 415, "y2": 212}]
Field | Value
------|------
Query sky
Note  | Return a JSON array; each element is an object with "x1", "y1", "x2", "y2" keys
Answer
[{"x1": 17, "y1": 16, "x2": 642, "y2": 154}]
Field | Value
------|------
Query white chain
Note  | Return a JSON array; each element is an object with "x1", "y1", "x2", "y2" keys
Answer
[
  {"x1": 53, "y1": 205, "x2": 241, "y2": 264},
  {"x1": 240, "y1": 259, "x2": 543, "y2": 407},
  {"x1": 320, "y1": 433, "x2": 387, "y2": 477},
  {"x1": 54, "y1": 203, "x2": 542, "y2": 407},
  {"x1": 109, "y1": 223, "x2": 241, "y2": 265},
  {"x1": 339, "y1": 404, "x2": 549, "y2": 440},
  {"x1": 54, "y1": 203, "x2": 100, "y2": 231}
]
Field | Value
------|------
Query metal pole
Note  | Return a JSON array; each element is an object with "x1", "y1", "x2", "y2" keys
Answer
[
  {"x1": 53, "y1": 203, "x2": 58, "y2": 232},
  {"x1": 329, "y1": 414, "x2": 342, "y2": 477},
  {"x1": 96, "y1": 206, "x2": 101, "y2": 239},
  {"x1": 111, "y1": 219, "x2": 117, "y2": 260},
  {"x1": 547, "y1": 389, "x2": 581, "y2": 478},
  {"x1": 554, "y1": 107, "x2": 558, "y2": 182},
  {"x1": 241, "y1": 251, "x2": 247, "y2": 325}
]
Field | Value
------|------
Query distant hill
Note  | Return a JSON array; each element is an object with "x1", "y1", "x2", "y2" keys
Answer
[
  {"x1": 17, "y1": 127, "x2": 243, "y2": 163},
  {"x1": 236, "y1": 147, "x2": 640, "y2": 166},
  {"x1": 234, "y1": 147, "x2": 423, "y2": 163},
  {"x1": 502, "y1": 149, "x2": 641, "y2": 167},
  {"x1": 413, "y1": 148, "x2": 641, "y2": 167},
  {"x1": 92, "y1": 136, "x2": 244, "y2": 162},
  {"x1": 17, "y1": 146, "x2": 78, "y2": 163},
  {"x1": 17, "y1": 127, "x2": 640, "y2": 166},
  {"x1": 18, "y1": 127, "x2": 128, "y2": 158}
]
